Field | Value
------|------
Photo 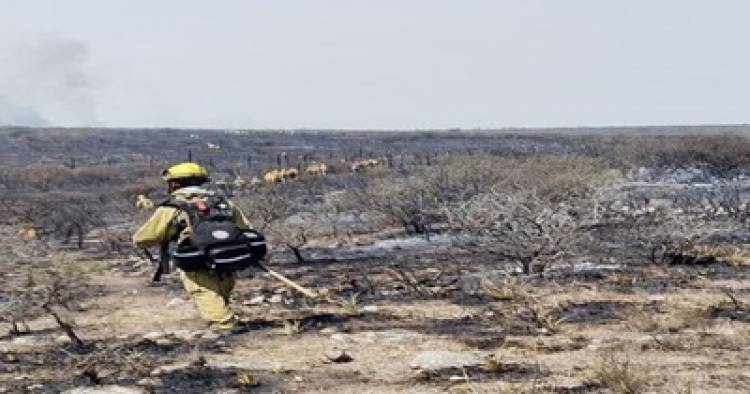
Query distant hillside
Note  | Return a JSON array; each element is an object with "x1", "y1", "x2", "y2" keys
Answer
[{"x1": 1, "y1": 124, "x2": 748, "y2": 168}]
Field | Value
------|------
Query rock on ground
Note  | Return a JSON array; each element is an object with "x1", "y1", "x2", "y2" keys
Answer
[
  {"x1": 410, "y1": 350, "x2": 486, "y2": 371},
  {"x1": 268, "y1": 294, "x2": 283, "y2": 304},
  {"x1": 55, "y1": 335, "x2": 73, "y2": 345},
  {"x1": 142, "y1": 331, "x2": 165, "y2": 341},
  {"x1": 166, "y1": 297, "x2": 186, "y2": 307},
  {"x1": 323, "y1": 349, "x2": 354, "y2": 363},
  {"x1": 0, "y1": 336, "x2": 40, "y2": 352},
  {"x1": 245, "y1": 295, "x2": 265, "y2": 305},
  {"x1": 150, "y1": 362, "x2": 191, "y2": 377}
]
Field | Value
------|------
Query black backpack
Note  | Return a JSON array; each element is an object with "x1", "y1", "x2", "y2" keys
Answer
[{"x1": 162, "y1": 195, "x2": 267, "y2": 272}]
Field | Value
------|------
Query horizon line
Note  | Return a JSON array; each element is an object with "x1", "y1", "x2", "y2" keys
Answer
[{"x1": 2, "y1": 122, "x2": 750, "y2": 133}]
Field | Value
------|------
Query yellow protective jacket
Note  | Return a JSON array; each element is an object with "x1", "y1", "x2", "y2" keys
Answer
[{"x1": 133, "y1": 186, "x2": 251, "y2": 249}]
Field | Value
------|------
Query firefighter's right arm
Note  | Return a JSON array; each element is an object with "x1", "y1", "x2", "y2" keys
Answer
[{"x1": 133, "y1": 206, "x2": 178, "y2": 249}]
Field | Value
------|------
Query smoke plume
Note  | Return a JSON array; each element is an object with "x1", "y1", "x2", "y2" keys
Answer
[{"x1": 0, "y1": 35, "x2": 97, "y2": 127}]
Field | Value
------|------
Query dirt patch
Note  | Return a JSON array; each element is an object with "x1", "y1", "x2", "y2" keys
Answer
[{"x1": 5, "y1": 250, "x2": 750, "y2": 393}]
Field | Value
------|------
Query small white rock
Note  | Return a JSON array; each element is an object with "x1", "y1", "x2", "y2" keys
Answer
[
  {"x1": 269, "y1": 294, "x2": 283, "y2": 304},
  {"x1": 170, "y1": 330, "x2": 197, "y2": 341},
  {"x1": 166, "y1": 297, "x2": 186, "y2": 307},
  {"x1": 215, "y1": 340, "x2": 227, "y2": 348},
  {"x1": 150, "y1": 363, "x2": 189, "y2": 377},
  {"x1": 246, "y1": 295, "x2": 265, "y2": 305},
  {"x1": 200, "y1": 331, "x2": 222, "y2": 341},
  {"x1": 143, "y1": 331, "x2": 164, "y2": 341},
  {"x1": 320, "y1": 327, "x2": 338, "y2": 335},
  {"x1": 362, "y1": 305, "x2": 379, "y2": 313},
  {"x1": 136, "y1": 378, "x2": 161, "y2": 386},
  {"x1": 8, "y1": 336, "x2": 36, "y2": 350},
  {"x1": 54, "y1": 335, "x2": 73, "y2": 345},
  {"x1": 11, "y1": 336, "x2": 36, "y2": 346},
  {"x1": 155, "y1": 338, "x2": 174, "y2": 346}
]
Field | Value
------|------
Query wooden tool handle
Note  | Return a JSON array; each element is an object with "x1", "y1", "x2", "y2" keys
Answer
[{"x1": 260, "y1": 265, "x2": 318, "y2": 298}]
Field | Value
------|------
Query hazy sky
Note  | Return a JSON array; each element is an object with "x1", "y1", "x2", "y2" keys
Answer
[{"x1": 1, "y1": 1, "x2": 749, "y2": 129}]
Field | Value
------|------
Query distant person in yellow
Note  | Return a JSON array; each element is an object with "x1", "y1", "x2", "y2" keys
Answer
[{"x1": 133, "y1": 162, "x2": 252, "y2": 332}]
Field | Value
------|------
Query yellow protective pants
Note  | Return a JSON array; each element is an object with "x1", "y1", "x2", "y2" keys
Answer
[{"x1": 180, "y1": 270, "x2": 237, "y2": 329}]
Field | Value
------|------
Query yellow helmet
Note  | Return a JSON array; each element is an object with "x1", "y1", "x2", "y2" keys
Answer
[{"x1": 162, "y1": 162, "x2": 209, "y2": 181}]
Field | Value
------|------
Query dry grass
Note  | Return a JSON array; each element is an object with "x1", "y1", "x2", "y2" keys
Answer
[
  {"x1": 338, "y1": 293, "x2": 363, "y2": 316},
  {"x1": 592, "y1": 355, "x2": 649, "y2": 394},
  {"x1": 666, "y1": 242, "x2": 750, "y2": 266},
  {"x1": 606, "y1": 272, "x2": 639, "y2": 287},
  {"x1": 626, "y1": 301, "x2": 709, "y2": 334},
  {"x1": 8, "y1": 264, "x2": 750, "y2": 393},
  {"x1": 482, "y1": 278, "x2": 529, "y2": 301},
  {"x1": 526, "y1": 302, "x2": 566, "y2": 335},
  {"x1": 10, "y1": 131, "x2": 750, "y2": 393},
  {"x1": 234, "y1": 371, "x2": 261, "y2": 388},
  {"x1": 281, "y1": 319, "x2": 302, "y2": 336},
  {"x1": 122, "y1": 348, "x2": 152, "y2": 376},
  {"x1": 481, "y1": 354, "x2": 512, "y2": 373}
]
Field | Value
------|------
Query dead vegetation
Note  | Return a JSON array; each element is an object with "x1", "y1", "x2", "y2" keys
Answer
[
  {"x1": 592, "y1": 355, "x2": 650, "y2": 394},
  {"x1": 1, "y1": 252, "x2": 92, "y2": 347},
  {"x1": 4, "y1": 130, "x2": 750, "y2": 392}
]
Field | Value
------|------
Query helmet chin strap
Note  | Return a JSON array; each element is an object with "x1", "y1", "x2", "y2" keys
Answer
[{"x1": 168, "y1": 180, "x2": 181, "y2": 193}]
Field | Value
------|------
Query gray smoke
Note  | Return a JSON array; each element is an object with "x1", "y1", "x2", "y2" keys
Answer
[
  {"x1": 0, "y1": 36, "x2": 97, "y2": 127},
  {"x1": 0, "y1": 96, "x2": 48, "y2": 126}
]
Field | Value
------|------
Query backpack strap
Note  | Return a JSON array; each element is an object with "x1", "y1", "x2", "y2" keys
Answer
[
  {"x1": 158, "y1": 198, "x2": 196, "y2": 241},
  {"x1": 159, "y1": 198, "x2": 192, "y2": 211}
]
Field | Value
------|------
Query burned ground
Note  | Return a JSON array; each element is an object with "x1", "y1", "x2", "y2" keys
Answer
[{"x1": 3, "y1": 128, "x2": 750, "y2": 393}]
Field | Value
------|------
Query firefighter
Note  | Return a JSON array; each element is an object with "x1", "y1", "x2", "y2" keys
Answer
[{"x1": 133, "y1": 162, "x2": 251, "y2": 332}]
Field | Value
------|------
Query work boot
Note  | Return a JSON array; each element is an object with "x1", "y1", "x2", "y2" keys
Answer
[
  {"x1": 228, "y1": 322, "x2": 251, "y2": 335},
  {"x1": 208, "y1": 319, "x2": 250, "y2": 336}
]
